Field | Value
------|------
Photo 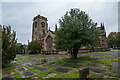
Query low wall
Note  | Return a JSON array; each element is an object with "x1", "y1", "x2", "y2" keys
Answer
[
  {"x1": 42, "y1": 51, "x2": 58, "y2": 55},
  {"x1": 79, "y1": 48, "x2": 110, "y2": 53}
]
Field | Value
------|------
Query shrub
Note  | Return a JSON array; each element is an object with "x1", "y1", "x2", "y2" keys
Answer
[
  {"x1": 28, "y1": 40, "x2": 42, "y2": 54},
  {"x1": 2, "y1": 25, "x2": 17, "y2": 68}
]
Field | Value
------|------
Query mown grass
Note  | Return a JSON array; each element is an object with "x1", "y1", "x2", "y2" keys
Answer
[
  {"x1": 58, "y1": 56, "x2": 93, "y2": 66},
  {"x1": 107, "y1": 73, "x2": 120, "y2": 78},
  {"x1": 25, "y1": 66, "x2": 55, "y2": 78},
  {"x1": 13, "y1": 70, "x2": 23, "y2": 79},
  {"x1": 54, "y1": 69, "x2": 79, "y2": 79},
  {"x1": 3, "y1": 51, "x2": 119, "y2": 79},
  {"x1": 97, "y1": 56, "x2": 112, "y2": 70},
  {"x1": 2, "y1": 66, "x2": 15, "y2": 72},
  {"x1": 90, "y1": 73, "x2": 104, "y2": 78}
]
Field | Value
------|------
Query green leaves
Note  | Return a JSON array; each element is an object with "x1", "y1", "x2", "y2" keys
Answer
[
  {"x1": 28, "y1": 40, "x2": 42, "y2": 54},
  {"x1": 55, "y1": 8, "x2": 99, "y2": 59},
  {"x1": 107, "y1": 32, "x2": 120, "y2": 48},
  {"x1": 2, "y1": 25, "x2": 17, "y2": 68}
]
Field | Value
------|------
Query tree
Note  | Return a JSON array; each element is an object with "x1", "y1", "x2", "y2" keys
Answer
[
  {"x1": 0, "y1": 25, "x2": 2, "y2": 68},
  {"x1": 87, "y1": 26, "x2": 100, "y2": 51},
  {"x1": 2, "y1": 25, "x2": 17, "y2": 68},
  {"x1": 55, "y1": 8, "x2": 99, "y2": 59},
  {"x1": 28, "y1": 40, "x2": 42, "y2": 54},
  {"x1": 16, "y1": 43, "x2": 23, "y2": 54},
  {"x1": 107, "y1": 32, "x2": 120, "y2": 48}
]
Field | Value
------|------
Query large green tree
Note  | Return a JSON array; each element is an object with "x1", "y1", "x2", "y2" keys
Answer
[
  {"x1": 28, "y1": 40, "x2": 42, "y2": 54},
  {"x1": 107, "y1": 32, "x2": 120, "y2": 48},
  {"x1": 2, "y1": 25, "x2": 17, "y2": 68},
  {"x1": 55, "y1": 8, "x2": 99, "y2": 59}
]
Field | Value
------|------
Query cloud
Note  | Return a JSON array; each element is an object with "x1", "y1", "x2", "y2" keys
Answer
[{"x1": 2, "y1": 2, "x2": 118, "y2": 44}]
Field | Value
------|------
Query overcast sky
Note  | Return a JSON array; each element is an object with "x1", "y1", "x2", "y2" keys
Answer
[{"x1": 1, "y1": 1, "x2": 118, "y2": 44}]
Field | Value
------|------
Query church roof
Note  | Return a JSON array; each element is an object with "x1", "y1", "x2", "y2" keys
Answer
[{"x1": 49, "y1": 29, "x2": 55, "y2": 34}]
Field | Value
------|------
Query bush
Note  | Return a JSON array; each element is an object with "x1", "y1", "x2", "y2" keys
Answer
[
  {"x1": 28, "y1": 40, "x2": 42, "y2": 54},
  {"x1": 16, "y1": 43, "x2": 23, "y2": 54},
  {"x1": 2, "y1": 25, "x2": 17, "y2": 68}
]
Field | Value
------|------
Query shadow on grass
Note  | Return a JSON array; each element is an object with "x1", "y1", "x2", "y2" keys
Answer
[{"x1": 55, "y1": 56, "x2": 98, "y2": 66}]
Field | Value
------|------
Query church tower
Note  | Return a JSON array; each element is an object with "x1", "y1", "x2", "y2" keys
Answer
[
  {"x1": 100, "y1": 23, "x2": 107, "y2": 48},
  {"x1": 32, "y1": 15, "x2": 48, "y2": 41}
]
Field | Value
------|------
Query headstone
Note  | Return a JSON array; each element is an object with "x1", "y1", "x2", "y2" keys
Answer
[
  {"x1": 16, "y1": 67, "x2": 27, "y2": 72},
  {"x1": 46, "y1": 65, "x2": 54, "y2": 68},
  {"x1": 54, "y1": 68, "x2": 72, "y2": 73},
  {"x1": 79, "y1": 67, "x2": 89, "y2": 78},
  {"x1": 35, "y1": 67, "x2": 48, "y2": 72},
  {"x1": 2, "y1": 75, "x2": 15, "y2": 80},
  {"x1": 28, "y1": 65, "x2": 36, "y2": 68},
  {"x1": 20, "y1": 70, "x2": 35, "y2": 78},
  {"x1": 110, "y1": 70, "x2": 120, "y2": 75},
  {"x1": 90, "y1": 68, "x2": 108, "y2": 73},
  {"x1": 88, "y1": 63, "x2": 105, "y2": 68},
  {"x1": 62, "y1": 64, "x2": 80, "y2": 68},
  {"x1": 2, "y1": 70, "x2": 14, "y2": 76}
]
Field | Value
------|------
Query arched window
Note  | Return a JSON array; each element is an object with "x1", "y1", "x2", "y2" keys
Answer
[{"x1": 41, "y1": 22, "x2": 45, "y2": 27}]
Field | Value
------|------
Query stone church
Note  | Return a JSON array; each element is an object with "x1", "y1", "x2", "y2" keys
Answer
[
  {"x1": 32, "y1": 14, "x2": 108, "y2": 53},
  {"x1": 32, "y1": 15, "x2": 56, "y2": 52}
]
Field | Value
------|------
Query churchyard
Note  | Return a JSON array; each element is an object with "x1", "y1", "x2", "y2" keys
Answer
[{"x1": 2, "y1": 50, "x2": 120, "y2": 80}]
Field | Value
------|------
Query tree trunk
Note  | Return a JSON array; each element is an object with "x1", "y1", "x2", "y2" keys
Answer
[
  {"x1": 91, "y1": 45, "x2": 94, "y2": 51},
  {"x1": 71, "y1": 46, "x2": 80, "y2": 59}
]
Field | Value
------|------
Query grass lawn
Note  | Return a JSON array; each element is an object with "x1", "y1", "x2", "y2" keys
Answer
[{"x1": 2, "y1": 50, "x2": 120, "y2": 79}]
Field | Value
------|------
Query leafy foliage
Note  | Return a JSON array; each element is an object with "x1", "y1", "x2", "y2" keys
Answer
[
  {"x1": 28, "y1": 40, "x2": 42, "y2": 54},
  {"x1": 55, "y1": 8, "x2": 99, "y2": 59},
  {"x1": 2, "y1": 25, "x2": 17, "y2": 68},
  {"x1": 16, "y1": 43, "x2": 23, "y2": 54},
  {"x1": 107, "y1": 32, "x2": 120, "y2": 48},
  {"x1": 0, "y1": 25, "x2": 2, "y2": 68}
]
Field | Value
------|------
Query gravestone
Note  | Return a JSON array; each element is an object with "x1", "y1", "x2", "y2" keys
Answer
[
  {"x1": 2, "y1": 75, "x2": 15, "y2": 80},
  {"x1": 54, "y1": 68, "x2": 72, "y2": 73},
  {"x1": 2, "y1": 70, "x2": 14, "y2": 76},
  {"x1": 62, "y1": 64, "x2": 80, "y2": 68},
  {"x1": 46, "y1": 65, "x2": 54, "y2": 68},
  {"x1": 110, "y1": 70, "x2": 120, "y2": 75},
  {"x1": 111, "y1": 62, "x2": 118, "y2": 71},
  {"x1": 79, "y1": 67, "x2": 89, "y2": 78},
  {"x1": 28, "y1": 65, "x2": 36, "y2": 68},
  {"x1": 35, "y1": 67, "x2": 48, "y2": 72},
  {"x1": 16, "y1": 67, "x2": 27, "y2": 72},
  {"x1": 90, "y1": 68, "x2": 108, "y2": 73},
  {"x1": 88, "y1": 63, "x2": 105, "y2": 68},
  {"x1": 21, "y1": 70, "x2": 35, "y2": 78}
]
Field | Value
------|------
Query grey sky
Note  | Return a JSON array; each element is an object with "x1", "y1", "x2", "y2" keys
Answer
[{"x1": 1, "y1": 1, "x2": 118, "y2": 44}]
